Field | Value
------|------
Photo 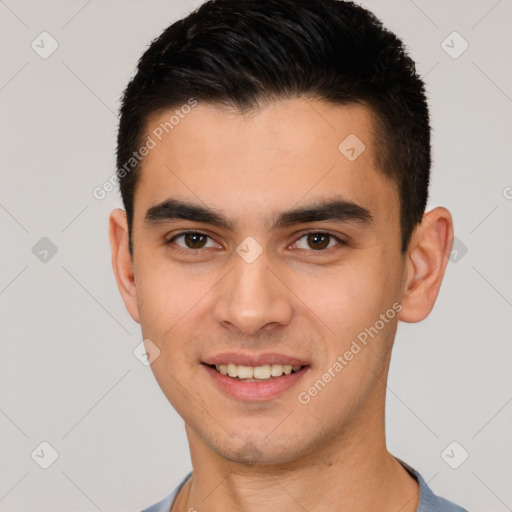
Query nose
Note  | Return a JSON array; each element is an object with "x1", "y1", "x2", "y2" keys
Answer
[{"x1": 212, "y1": 247, "x2": 293, "y2": 336}]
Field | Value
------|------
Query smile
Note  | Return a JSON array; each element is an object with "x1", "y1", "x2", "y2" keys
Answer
[
  {"x1": 210, "y1": 363, "x2": 304, "y2": 381},
  {"x1": 202, "y1": 362, "x2": 310, "y2": 401}
]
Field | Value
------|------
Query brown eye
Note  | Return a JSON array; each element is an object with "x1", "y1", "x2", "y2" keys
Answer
[
  {"x1": 306, "y1": 233, "x2": 330, "y2": 250},
  {"x1": 166, "y1": 231, "x2": 221, "y2": 251},
  {"x1": 293, "y1": 232, "x2": 344, "y2": 251},
  {"x1": 183, "y1": 232, "x2": 208, "y2": 249}
]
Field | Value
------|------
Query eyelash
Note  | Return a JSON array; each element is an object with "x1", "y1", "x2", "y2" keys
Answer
[{"x1": 165, "y1": 230, "x2": 346, "y2": 255}]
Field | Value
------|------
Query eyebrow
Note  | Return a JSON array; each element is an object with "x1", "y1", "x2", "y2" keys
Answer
[{"x1": 144, "y1": 197, "x2": 374, "y2": 230}]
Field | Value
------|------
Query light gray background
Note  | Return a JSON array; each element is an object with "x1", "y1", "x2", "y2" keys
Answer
[{"x1": 1, "y1": 1, "x2": 511, "y2": 511}]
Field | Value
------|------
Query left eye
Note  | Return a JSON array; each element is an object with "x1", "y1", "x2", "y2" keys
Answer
[{"x1": 293, "y1": 232, "x2": 343, "y2": 251}]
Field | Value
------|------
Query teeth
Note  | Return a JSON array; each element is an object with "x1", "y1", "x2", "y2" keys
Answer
[
  {"x1": 254, "y1": 364, "x2": 271, "y2": 379},
  {"x1": 227, "y1": 363, "x2": 237, "y2": 377},
  {"x1": 214, "y1": 363, "x2": 304, "y2": 379},
  {"x1": 237, "y1": 365, "x2": 253, "y2": 379}
]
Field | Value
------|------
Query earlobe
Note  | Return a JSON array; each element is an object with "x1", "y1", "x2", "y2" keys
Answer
[
  {"x1": 398, "y1": 207, "x2": 454, "y2": 323},
  {"x1": 109, "y1": 208, "x2": 140, "y2": 323}
]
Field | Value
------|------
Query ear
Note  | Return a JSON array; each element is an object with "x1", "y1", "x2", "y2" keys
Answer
[
  {"x1": 398, "y1": 207, "x2": 454, "y2": 323},
  {"x1": 109, "y1": 208, "x2": 140, "y2": 323}
]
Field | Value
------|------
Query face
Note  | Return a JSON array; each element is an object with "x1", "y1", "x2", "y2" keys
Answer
[{"x1": 115, "y1": 98, "x2": 411, "y2": 466}]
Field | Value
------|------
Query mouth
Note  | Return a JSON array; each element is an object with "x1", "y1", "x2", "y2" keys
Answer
[
  {"x1": 200, "y1": 356, "x2": 311, "y2": 401},
  {"x1": 204, "y1": 363, "x2": 307, "y2": 382}
]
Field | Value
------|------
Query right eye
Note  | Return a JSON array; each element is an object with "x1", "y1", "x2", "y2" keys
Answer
[{"x1": 165, "y1": 231, "x2": 222, "y2": 252}]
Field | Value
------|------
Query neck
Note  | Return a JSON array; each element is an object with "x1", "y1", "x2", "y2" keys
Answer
[{"x1": 174, "y1": 387, "x2": 419, "y2": 512}]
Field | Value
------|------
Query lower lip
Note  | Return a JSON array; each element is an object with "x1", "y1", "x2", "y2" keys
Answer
[{"x1": 202, "y1": 364, "x2": 310, "y2": 401}]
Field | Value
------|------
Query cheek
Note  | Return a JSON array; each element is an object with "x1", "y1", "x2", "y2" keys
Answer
[
  {"x1": 292, "y1": 264, "x2": 398, "y2": 426},
  {"x1": 134, "y1": 254, "x2": 210, "y2": 337},
  {"x1": 135, "y1": 266, "x2": 207, "y2": 411},
  {"x1": 290, "y1": 257, "x2": 393, "y2": 339}
]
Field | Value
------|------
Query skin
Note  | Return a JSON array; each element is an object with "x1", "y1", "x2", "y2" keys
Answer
[{"x1": 109, "y1": 98, "x2": 453, "y2": 512}]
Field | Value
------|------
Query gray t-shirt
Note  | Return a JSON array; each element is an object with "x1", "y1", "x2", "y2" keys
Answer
[{"x1": 141, "y1": 459, "x2": 468, "y2": 512}]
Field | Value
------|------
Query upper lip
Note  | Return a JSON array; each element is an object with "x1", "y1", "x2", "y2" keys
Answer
[{"x1": 202, "y1": 352, "x2": 309, "y2": 367}]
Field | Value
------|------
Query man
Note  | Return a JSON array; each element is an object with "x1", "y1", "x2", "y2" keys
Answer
[{"x1": 109, "y1": 0, "x2": 467, "y2": 510}]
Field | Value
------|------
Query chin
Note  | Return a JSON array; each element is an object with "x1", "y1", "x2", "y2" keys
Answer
[{"x1": 210, "y1": 435, "x2": 309, "y2": 467}]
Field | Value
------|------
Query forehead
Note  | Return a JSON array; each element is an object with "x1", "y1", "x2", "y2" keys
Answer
[{"x1": 135, "y1": 98, "x2": 399, "y2": 232}]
